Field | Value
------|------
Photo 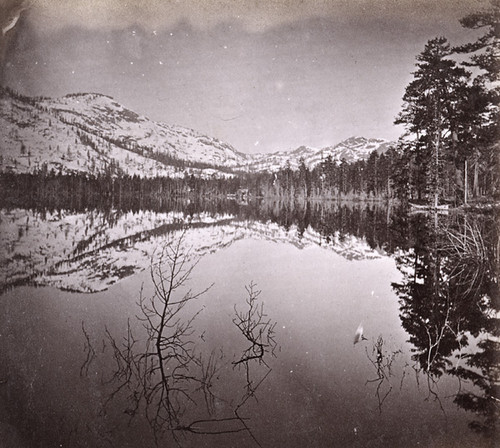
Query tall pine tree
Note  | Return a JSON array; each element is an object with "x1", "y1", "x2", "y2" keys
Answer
[
  {"x1": 395, "y1": 37, "x2": 471, "y2": 206},
  {"x1": 454, "y1": 0, "x2": 499, "y2": 199}
]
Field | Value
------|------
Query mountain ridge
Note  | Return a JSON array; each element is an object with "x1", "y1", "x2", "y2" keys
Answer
[
  {"x1": 0, "y1": 88, "x2": 393, "y2": 177},
  {"x1": 238, "y1": 136, "x2": 392, "y2": 172}
]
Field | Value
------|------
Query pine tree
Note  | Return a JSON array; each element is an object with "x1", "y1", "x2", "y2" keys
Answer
[
  {"x1": 395, "y1": 37, "x2": 471, "y2": 206},
  {"x1": 366, "y1": 151, "x2": 378, "y2": 196},
  {"x1": 454, "y1": 0, "x2": 500, "y2": 199},
  {"x1": 298, "y1": 158, "x2": 311, "y2": 197},
  {"x1": 456, "y1": 0, "x2": 500, "y2": 83}
]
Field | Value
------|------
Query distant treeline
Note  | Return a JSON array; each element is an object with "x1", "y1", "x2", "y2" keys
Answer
[
  {"x1": 1, "y1": 133, "x2": 497, "y2": 210},
  {"x1": 0, "y1": 171, "x2": 243, "y2": 210},
  {"x1": 0, "y1": 151, "x2": 400, "y2": 205},
  {"x1": 253, "y1": 151, "x2": 395, "y2": 200},
  {"x1": 0, "y1": 149, "x2": 411, "y2": 208}
]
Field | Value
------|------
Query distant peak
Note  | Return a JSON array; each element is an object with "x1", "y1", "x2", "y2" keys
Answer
[
  {"x1": 340, "y1": 136, "x2": 367, "y2": 144},
  {"x1": 292, "y1": 144, "x2": 319, "y2": 154},
  {"x1": 334, "y1": 136, "x2": 387, "y2": 147},
  {"x1": 63, "y1": 92, "x2": 114, "y2": 100}
]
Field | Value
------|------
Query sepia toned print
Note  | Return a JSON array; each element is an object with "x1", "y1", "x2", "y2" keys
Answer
[{"x1": 0, "y1": 1, "x2": 498, "y2": 447}]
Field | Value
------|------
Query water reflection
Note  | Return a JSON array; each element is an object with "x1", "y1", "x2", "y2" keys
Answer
[
  {"x1": 0, "y1": 200, "x2": 392, "y2": 293},
  {"x1": 391, "y1": 211, "x2": 499, "y2": 438},
  {"x1": 98, "y1": 234, "x2": 278, "y2": 446},
  {"x1": 364, "y1": 335, "x2": 403, "y2": 413},
  {"x1": 0, "y1": 199, "x2": 498, "y2": 446}
]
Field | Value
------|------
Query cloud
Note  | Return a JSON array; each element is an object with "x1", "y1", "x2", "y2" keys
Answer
[
  {"x1": 25, "y1": 0, "x2": 484, "y2": 33},
  {"x1": 0, "y1": 0, "x2": 31, "y2": 81},
  {"x1": 1, "y1": 0, "x2": 31, "y2": 36}
]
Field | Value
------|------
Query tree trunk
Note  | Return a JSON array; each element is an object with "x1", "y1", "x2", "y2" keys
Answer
[
  {"x1": 434, "y1": 135, "x2": 440, "y2": 208},
  {"x1": 464, "y1": 159, "x2": 468, "y2": 205},
  {"x1": 473, "y1": 155, "x2": 479, "y2": 198}
]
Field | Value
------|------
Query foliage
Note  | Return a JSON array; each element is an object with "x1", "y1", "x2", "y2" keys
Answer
[
  {"x1": 392, "y1": 1, "x2": 499, "y2": 204},
  {"x1": 391, "y1": 211, "x2": 499, "y2": 436}
]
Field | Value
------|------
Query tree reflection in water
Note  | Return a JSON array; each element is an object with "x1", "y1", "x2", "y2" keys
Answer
[
  {"x1": 4, "y1": 199, "x2": 498, "y2": 443},
  {"x1": 364, "y1": 335, "x2": 403, "y2": 413},
  {"x1": 232, "y1": 282, "x2": 278, "y2": 446},
  {"x1": 99, "y1": 232, "x2": 278, "y2": 447},
  {"x1": 391, "y1": 211, "x2": 499, "y2": 438}
]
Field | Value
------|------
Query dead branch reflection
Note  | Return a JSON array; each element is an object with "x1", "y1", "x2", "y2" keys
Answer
[
  {"x1": 364, "y1": 336, "x2": 402, "y2": 413},
  {"x1": 80, "y1": 321, "x2": 96, "y2": 378},
  {"x1": 233, "y1": 282, "x2": 277, "y2": 368},
  {"x1": 232, "y1": 282, "x2": 278, "y2": 447},
  {"x1": 96, "y1": 232, "x2": 278, "y2": 446}
]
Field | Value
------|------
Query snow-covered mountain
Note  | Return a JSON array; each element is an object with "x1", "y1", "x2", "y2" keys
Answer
[
  {"x1": 0, "y1": 88, "x2": 392, "y2": 177},
  {"x1": 238, "y1": 137, "x2": 393, "y2": 172},
  {"x1": 0, "y1": 88, "x2": 247, "y2": 178}
]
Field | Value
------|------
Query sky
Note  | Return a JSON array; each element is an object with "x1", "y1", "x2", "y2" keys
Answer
[{"x1": 0, "y1": 0, "x2": 489, "y2": 154}]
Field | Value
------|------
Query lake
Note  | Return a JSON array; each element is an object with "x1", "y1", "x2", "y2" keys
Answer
[{"x1": 0, "y1": 200, "x2": 498, "y2": 447}]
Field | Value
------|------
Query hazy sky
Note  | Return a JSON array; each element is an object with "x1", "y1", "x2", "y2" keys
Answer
[{"x1": 1, "y1": 0, "x2": 488, "y2": 153}]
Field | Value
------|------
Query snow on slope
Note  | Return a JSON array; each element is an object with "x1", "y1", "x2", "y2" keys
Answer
[
  {"x1": 1, "y1": 208, "x2": 385, "y2": 293},
  {"x1": 242, "y1": 145, "x2": 320, "y2": 172},
  {"x1": 307, "y1": 137, "x2": 392, "y2": 166},
  {"x1": 238, "y1": 137, "x2": 392, "y2": 172},
  {"x1": 0, "y1": 89, "x2": 241, "y2": 178},
  {"x1": 1, "y1": 88, "x2": 392, "y2": 177},
  {"x1": 0, "y1": 93, "x2": 182, "y2": 177},
  {"x1": 36, "y1": 93, "x2": 248, "y2": 167}
]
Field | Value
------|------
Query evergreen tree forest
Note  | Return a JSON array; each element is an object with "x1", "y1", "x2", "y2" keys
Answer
[
  {"x1": 1, "y1": 1, "x2": 498, "y2": 207},
  {"x1": 268, "y1": 1, "x2": 499, "y2": 205}
]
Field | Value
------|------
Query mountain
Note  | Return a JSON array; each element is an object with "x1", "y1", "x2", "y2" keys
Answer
[
  {"x1": 0, "y1": 88, "x2": 248, "y2": 178},
  {"x1": 237, "y1": 137, "x2": 393, "y2": 172},
  {"x1": 0, "y1": 88, "x2": 392, "y2": 177}
]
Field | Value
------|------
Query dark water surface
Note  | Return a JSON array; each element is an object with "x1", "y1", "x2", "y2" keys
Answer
[{"x1": 0, "y1": 200, "x2": 498, "y2": 447}]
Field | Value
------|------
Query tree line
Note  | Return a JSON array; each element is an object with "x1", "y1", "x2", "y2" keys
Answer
[
  {"x1": 252, "y1": 150, "x2": 396, "y2": 200},
  {"x1": 256, "y1": 1, "x2": 499, "y2": 204}
]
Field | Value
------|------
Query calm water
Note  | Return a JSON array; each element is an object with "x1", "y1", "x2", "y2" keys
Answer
[{"x1": 0, "y1": 200, "x2": 498, "y2": 447}]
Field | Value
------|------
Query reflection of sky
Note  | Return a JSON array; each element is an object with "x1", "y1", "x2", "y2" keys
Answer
[
  {"x1": 1, "y1": 0, "x2": 483, "y2": 153},
  {"x1": 0, "y1": 230, "x2": 486, "y2": 447},
  {"x1": 193, "y1": 238, "x2": 478, "y2": 445}
]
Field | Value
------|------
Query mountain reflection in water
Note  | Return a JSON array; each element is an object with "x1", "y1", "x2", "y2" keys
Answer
[
  {"x1": 0, "y1": 199, "x2": 498, "y2": 447},
  {"x1": 0, "y1": 200, "x2": 391, "y2": 293}
]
